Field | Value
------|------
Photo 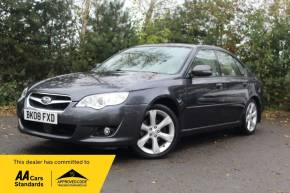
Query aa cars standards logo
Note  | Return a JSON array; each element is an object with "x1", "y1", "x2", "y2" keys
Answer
[
  {"x1": 14, "y1": 170, "x2": 44, "y2": 187},
  {"x1": 56, "y1": 169, "x2": 88, "y2": 187}
]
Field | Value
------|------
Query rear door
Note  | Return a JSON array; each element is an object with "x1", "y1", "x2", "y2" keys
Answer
[
  {"x1": 215, "y1": 50, "x2": 249, "y2": 123},
  {"x1": 183, "y1": 49, "x2": 225, "y2": 129}
]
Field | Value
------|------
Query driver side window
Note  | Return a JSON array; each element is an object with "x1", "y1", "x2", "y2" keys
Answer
[{"x1": 192, "y1": 49, "x2": 219, "y2": 76}]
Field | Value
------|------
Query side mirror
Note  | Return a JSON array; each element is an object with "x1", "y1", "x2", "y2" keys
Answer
[{"x1": 190, "y1": 64, "x2": 212, "y2": 77}]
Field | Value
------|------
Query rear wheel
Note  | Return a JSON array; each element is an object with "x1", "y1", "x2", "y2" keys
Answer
[
  {"x1": 132, "y1": 104, "x2": 179, "y2": 159},
  {"x1": 241, "y1": 99, "x2": 258, "y2": 135}
]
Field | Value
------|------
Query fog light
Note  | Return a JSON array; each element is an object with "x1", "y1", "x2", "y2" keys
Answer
[{"x1": 104, "y1": 127, "x2": 111, "y2": 136}]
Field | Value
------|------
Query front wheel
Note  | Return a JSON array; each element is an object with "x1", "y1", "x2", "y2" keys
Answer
[
  {"x1": 241, "y1": 99, "x2": 258, "y2": 135},
  {"x1": 132, "y1": 104, "x2": 179, "y2": 159}
]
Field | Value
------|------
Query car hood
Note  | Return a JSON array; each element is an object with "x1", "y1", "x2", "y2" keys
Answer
[{"x1": 29, "y1": 71, "x2": 174, "y2": 101}]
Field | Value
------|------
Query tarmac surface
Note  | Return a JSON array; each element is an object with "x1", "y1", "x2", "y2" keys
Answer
[{"x1": 0, "y1": 116, "x2": 289, "y2": 193}]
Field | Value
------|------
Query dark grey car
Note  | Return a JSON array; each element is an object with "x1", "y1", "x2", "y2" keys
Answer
[{"x1": 17, "y1": 44, "x2": 263, "y2": 158}]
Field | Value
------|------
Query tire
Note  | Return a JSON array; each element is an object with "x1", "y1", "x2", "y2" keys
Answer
[
  {"x1": 240, "y1": 99, "x2": 258, "y2": 135},
  {"x1": 132, "y1": 104, "x2": 180, "y2": 159}
]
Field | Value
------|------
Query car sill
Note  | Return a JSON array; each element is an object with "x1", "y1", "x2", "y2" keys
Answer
[{"x1": 182, "y1": 121, "x2": 241, "y2": 133}]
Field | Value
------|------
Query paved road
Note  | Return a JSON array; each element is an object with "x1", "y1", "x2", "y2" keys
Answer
[{"x1": 0, "y1": 116, "x2": 290, "y2": 193}]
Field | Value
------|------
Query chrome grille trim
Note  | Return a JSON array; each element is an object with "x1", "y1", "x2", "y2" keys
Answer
[
  {"x1": 26, "y1": 92, "x2": 72, "y2": 112},
  {"x1": 29, "y1": 96, "x2": 71, "y2": 105}
]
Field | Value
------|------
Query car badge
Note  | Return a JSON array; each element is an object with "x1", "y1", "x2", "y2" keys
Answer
[{"x1": 41, "y1": 96, "x2": 52, "y2": 105}]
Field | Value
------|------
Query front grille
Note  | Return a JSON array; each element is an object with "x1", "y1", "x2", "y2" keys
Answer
[
  {"x1": 28, "y1": 93, "x2": 71, "y2": 111},
  {"x1": 22, "y1": 119, "x2": 75, "y2": 137}
]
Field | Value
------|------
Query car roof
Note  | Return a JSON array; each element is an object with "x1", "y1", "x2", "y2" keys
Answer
[
  {"x1": 135, "y1": 43, "x2": 228, "y2": 52},
  {"x1": 136, "y1": 43, "x2": 197, "y2": 48},
  {"x1": 134, "y1": 43, "x2": 240, "y2": 64}
]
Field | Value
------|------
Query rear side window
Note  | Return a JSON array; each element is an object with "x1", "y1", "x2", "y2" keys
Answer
[
  {"x1": 193, "y1": 49, "x2": 219, "y2": 76},
  {"x1": 216, "y1": 51, "x2": 242, "y2": 76},
  {"x1": 233, "y1": 58, "x2": 245, "y2": 75}
]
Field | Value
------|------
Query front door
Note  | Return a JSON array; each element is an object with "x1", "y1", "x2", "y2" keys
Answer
[{"x1": 183, "y1": 49, "x2": 225, "y2": 130}]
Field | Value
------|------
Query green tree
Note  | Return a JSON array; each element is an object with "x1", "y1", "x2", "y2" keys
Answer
[
  {"x1": 0, "y1": 0, "x2": 77, "y2": 105},
  {"x1": 138, "y1": 11, "x2": 174, "y2": 44},
  {"x1": 139, "y1": 0, "x2": 237, "y2": 46},
  {"x1": 237, "y1": 0, "x2": 290, "y2": 109},
  {"x1": 74, "y1": 0, "x2": 138, "y2": 71}
]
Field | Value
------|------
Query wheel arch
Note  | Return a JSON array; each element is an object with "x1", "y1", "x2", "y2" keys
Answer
[
  {"x1": 149, "y1": 95, "x2": 180, "y2": 118},
  {"x1": 250, "y1": 95, "x2": 262, "y2": 122}
]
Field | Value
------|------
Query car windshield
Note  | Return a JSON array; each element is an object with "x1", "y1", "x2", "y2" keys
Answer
[{"x1": 94, "y1": 46, "x2": 192, "y2": 74}]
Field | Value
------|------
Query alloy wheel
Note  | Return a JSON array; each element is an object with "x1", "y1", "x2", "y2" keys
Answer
[
  {"x1": 245, "y1": 102, "x2": 258, "y2": 132},
  {"x1": 137, "y1": 109, "x2": 175, "y2": 155}
]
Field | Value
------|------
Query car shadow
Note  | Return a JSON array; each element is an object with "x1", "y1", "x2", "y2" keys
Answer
[
  {"x1": 175, "y1": 127, "x2": 241, "y2": 151},
  {"x1": 18, "y1": 126, "x2": 257, "y2": 165}
]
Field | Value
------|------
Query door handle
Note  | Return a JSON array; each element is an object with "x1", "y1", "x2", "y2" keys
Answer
[
  {"x1": 216, "y1": 83, "x2": 223, "y2": 89},
  {"x1": 243, "y1": 82, "x2": 248, "y2": 88}
]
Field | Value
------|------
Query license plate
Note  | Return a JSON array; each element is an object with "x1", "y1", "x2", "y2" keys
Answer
[{"x1": 24, "y1": 109, "x2": 58, "y2": 125}]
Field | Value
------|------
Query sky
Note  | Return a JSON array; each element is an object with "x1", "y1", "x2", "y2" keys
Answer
[
  {"x1": 74, "y1": 0, "x2": 263, "y2": 13},
  {"x1": 74, "y1": 0, "x2": 264, "y2": 22},
  {"x1": 74, "y1": 0, "x2": 185, "y2": 9}
]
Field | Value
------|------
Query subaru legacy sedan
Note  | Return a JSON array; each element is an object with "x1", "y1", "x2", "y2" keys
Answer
[{"x1": 17, "y1": 44, "x2": 262, "y2": 158}]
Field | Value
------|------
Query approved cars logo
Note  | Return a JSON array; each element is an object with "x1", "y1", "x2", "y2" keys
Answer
[{"x1": 56, "y1": 169, "x2": 88, "y2": 187}]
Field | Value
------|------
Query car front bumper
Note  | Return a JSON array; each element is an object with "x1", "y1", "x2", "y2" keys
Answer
[{"x1": 17, "y1": 99, "x2": 147, "y2": 146}]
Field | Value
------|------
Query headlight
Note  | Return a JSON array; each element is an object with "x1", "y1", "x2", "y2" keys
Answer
[
  {"x1": 76, "y1": 92, "x2": 129, "y2": 110},
  {"x1": 19, "y1": 87, "x2": 28, "y2": 100}
]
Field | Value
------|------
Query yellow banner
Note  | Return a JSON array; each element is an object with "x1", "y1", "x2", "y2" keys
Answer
[{"x1": 0, "y1": 155, "x2": 115, "y2": 193}]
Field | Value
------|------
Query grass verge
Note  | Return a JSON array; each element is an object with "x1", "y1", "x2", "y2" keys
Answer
[{"x1": 0, "y1": 105, "x2": 16, "y2": 116}]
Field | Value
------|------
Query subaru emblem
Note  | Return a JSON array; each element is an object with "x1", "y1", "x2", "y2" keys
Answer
[{"x1": 41, "y1": 96, "x2": 52, "y2": 105}]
